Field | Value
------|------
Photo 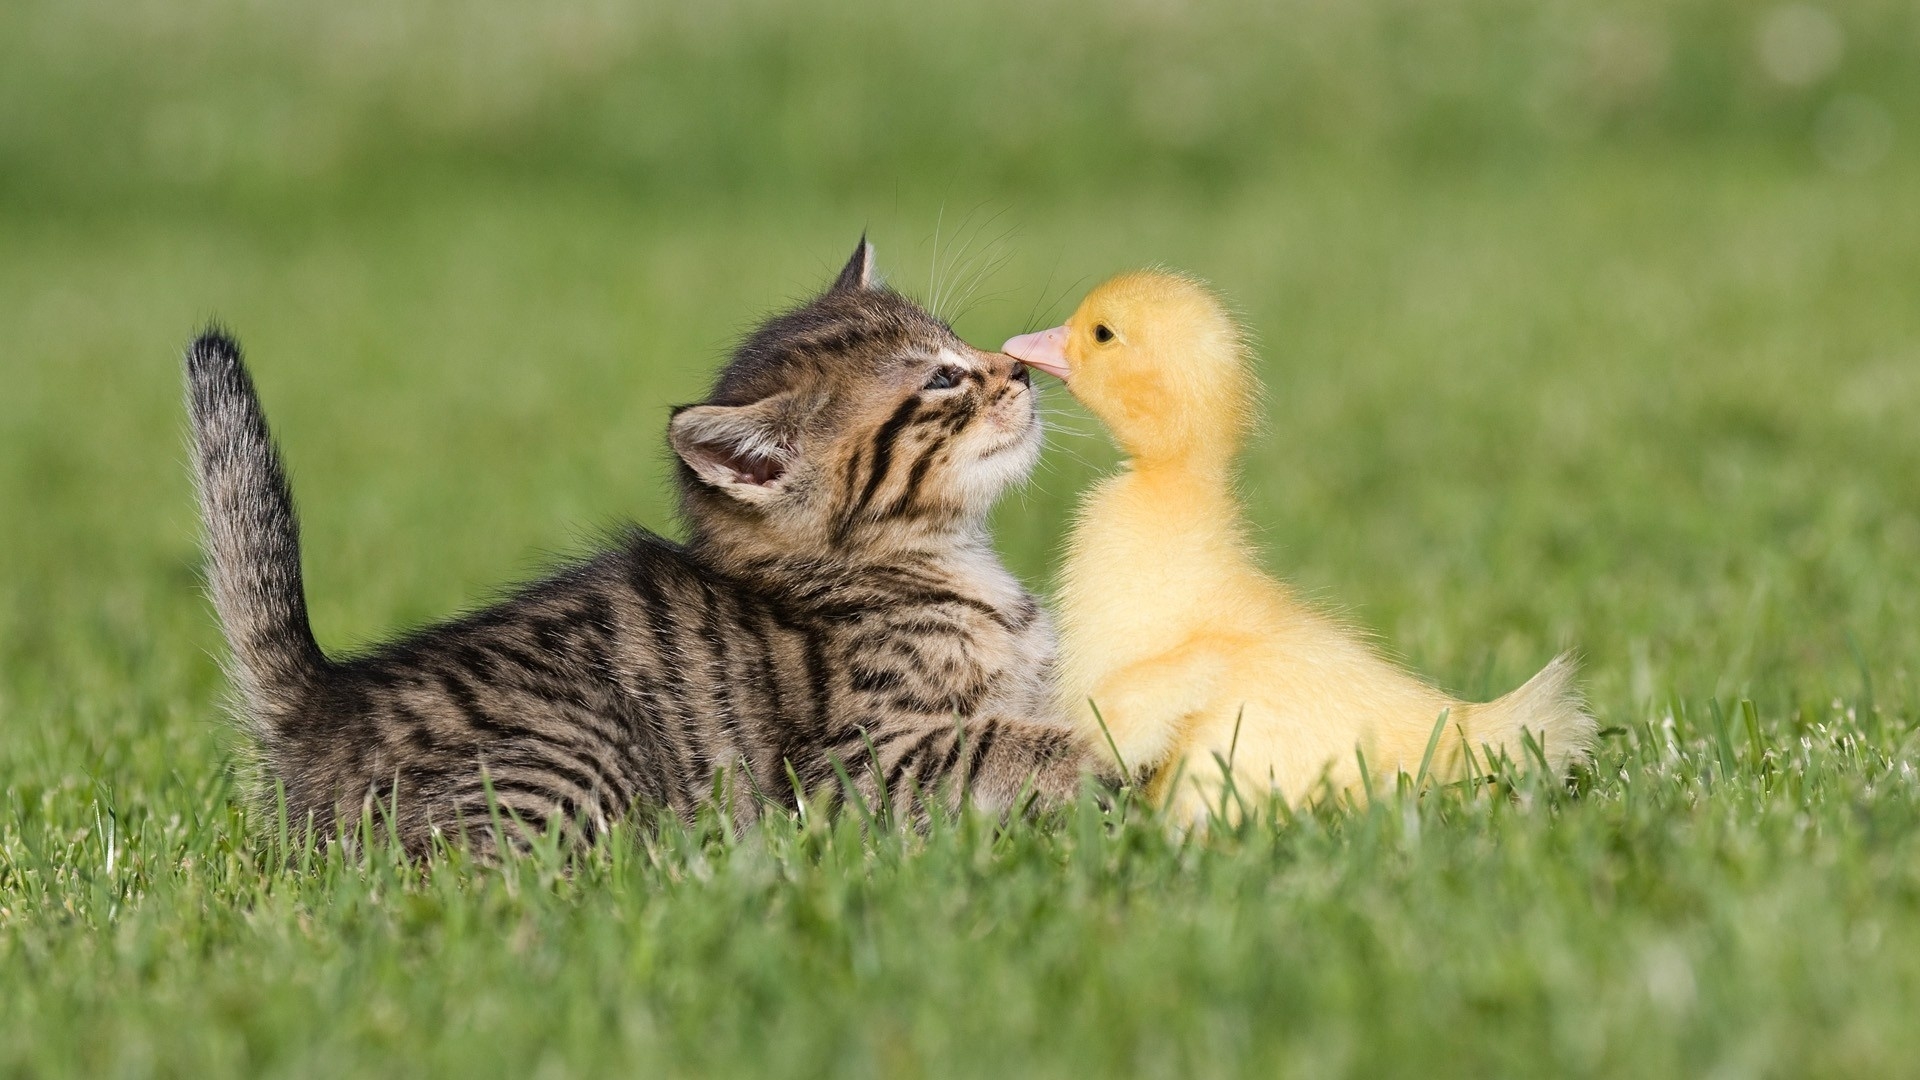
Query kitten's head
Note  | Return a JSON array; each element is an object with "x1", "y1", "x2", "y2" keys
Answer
[{"x1": 671, "y1": 238, "x2": 1041, "y2": 562}]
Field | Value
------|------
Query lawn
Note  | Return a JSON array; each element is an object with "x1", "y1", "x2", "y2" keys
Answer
[{"x1": 3, "y1": 1, "x2": 1919, "y2": 1076}]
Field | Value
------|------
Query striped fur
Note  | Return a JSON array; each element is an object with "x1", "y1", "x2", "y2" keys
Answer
[{"x1": 187, "y1": 240, "x2": 1107, "y2": 854}]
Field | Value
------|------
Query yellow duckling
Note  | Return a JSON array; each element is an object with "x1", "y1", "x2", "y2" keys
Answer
[{"x1": 1005, "y1": 271, "x2": 1595, "y2": 820}]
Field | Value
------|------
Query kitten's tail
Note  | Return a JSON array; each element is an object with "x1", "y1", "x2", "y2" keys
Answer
[
  {"x1": 1454, "y1": 653, "x2": 1597, "y2": 779},
  {"x1": 185, "y1": 329, "x2": 329, "y2": 726}
]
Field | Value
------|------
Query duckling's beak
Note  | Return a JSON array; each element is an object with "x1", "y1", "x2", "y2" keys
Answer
[{"x1": 1001, "y1": 326, "x2": 1071, "y2": 380}]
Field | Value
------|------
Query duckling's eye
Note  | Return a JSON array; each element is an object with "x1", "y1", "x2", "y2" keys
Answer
[
  {"x1": 923, "y1": 366, "x2": 964, "y2": 391},
  {"x1": 1093, "y1": 324, "x2": 1115, "y2": 344}
]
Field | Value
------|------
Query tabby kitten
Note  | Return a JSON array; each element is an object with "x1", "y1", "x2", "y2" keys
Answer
[{"x1": 188, "y1": 239, "x2": 1108, "y2": 853}]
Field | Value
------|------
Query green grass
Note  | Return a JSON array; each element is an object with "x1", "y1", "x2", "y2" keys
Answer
[{"x1": 4, "y1": 1, "x2": 1920, "y2": 1075}]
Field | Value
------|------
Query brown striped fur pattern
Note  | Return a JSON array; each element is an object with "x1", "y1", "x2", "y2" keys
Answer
[{"x1": 186, "y1": 240, "x2": 1108, "y2": 853}]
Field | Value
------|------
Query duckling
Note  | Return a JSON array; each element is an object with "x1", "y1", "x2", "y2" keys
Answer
[{"x1": 1005, "y1": 270, "x2": 1595, "y2": 820}]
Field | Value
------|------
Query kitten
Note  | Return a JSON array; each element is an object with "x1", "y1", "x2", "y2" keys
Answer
[{"x1": 187, "y1": 239, "x2": 1108, "y2": 853}]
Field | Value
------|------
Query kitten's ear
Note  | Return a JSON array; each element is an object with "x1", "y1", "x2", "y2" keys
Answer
[
  {"x1": 669, "y1": 396, "x2": 797, "y2": 505},
  {"x1": 831, "y1": 234, "x2": 877, "y2": 292}
]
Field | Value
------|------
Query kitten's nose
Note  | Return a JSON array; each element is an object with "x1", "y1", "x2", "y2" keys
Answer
[
  {"x1": 1009, "y1": 361, "x2": 1031, "y2": 386},
  {"x1": 1003, "y1": 326, "x2": 1070, "y2": 379}
]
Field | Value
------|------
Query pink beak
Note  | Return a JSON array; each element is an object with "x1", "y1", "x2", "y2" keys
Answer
[{"x1": 1002, "y1": 326, "x2": 1071, "y2": 380}]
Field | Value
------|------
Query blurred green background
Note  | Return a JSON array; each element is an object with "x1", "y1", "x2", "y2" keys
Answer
[
  {"x1": 5, "y1": 0, "x2": 1915, "y2": 697},
  {"x1": 3, "y1": 1, "x2": 1919, "y2": 1075}
]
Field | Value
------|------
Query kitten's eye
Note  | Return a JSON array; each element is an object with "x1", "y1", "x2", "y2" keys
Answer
[
  {"x1": 1093, "y1": 324, "x2": 1115, "y2": 343},
  {"x1": 923, "y1": 366, "x2": 964, "y2": 391}
]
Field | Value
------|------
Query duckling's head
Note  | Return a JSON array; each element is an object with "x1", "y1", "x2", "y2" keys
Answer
[{"x1": 1004, "y1": 270, "x2": 1253, "y2": 465}]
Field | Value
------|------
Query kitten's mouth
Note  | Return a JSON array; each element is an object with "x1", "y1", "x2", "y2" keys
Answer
[{"x1": 980, "y1": 411, "x2": 1042, "y2": 459}]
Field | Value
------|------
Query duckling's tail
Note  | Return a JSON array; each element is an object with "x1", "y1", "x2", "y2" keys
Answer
[{"x1": 1453, "y1": 653, "x2": 1596, "y2": 779}]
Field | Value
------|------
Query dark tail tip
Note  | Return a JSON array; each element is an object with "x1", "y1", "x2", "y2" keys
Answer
[
  {"x1": 185, "y1": 325, "x2": 255, "y2": 419},
  {"x1": 188, "y1": 324, "x2": 241, "y2": 372}
]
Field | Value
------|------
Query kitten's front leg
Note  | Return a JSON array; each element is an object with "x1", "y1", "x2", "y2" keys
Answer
[
  {"x1": 958, "y1": 717, "x2": 1116, "y2": 815},
  {"x1": 835, "y1": 716, "x2": 1114, "y2": 820}
]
